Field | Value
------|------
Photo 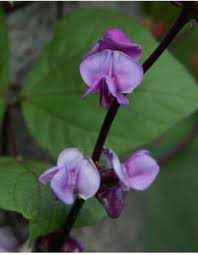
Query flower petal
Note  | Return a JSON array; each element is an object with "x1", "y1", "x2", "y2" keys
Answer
[
  {"x1": 77, "y1": 158, "x2": 100, "y2": 200},
  {"x1": 99, "y1": 78, "x2": 114, "y2": 109},
  {"x1": 105, "y1": 75, "x2": 129, "y2": 105},
  {"x1": 112, "y1": 51, "x2": 143, "y2": 93},
  {"x1": 104, "y1": 28, "x2": 133, "y2": 44},
  {"x1": 103, "y1": 147, "x2": 126, "y2": 184},
  {"x1": 84, "y1": 29, "x2": 142, "y2": 61},
  {"x1": 82, "y1": 78, "x2": 101, "y2": 98},
  {"x1": 104, "y1": 29, "x2": 142, "y2": 61},
  {"x1": 100, "y1": 90, "x2": 114, "y2": 109},
  {"x1": 57, "y1": 148, "x2": 83, "y2": 168},
  {"x1": 39, "y1": 166, "x2": 59, "y2": 185},
  {"x1": 51, "y1": 167, "x2": 76, "y2": 205},
  {"x1": 98, "y1": 185, "x2": 126, "y2": 218},
  {"x1": 80, "y1": 50, "x2": 112, "y2": 86},
  {"x1": 124, "y1": 150, "x2": 160, "y2": 190}
]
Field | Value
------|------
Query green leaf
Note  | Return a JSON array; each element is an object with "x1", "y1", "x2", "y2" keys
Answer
[
  {"x1": 21, "y1": 8, "x2": 198, "y2": 159},
  {"x1": 148, "y1": 112, "x2": 198, "y2": 160},
  {"x1": 0, "y1": 158, "x2": 105, "y2": 238},
  {"x1": 142, "y1": 2, "x2": 178, "y2": 24},
  {"x1": 0, "y1": 8, "x2": 9, "y2": 121},
  {"x1": 171, "y1": 28, "x2": 198, "y2": 80},
  {"x1": 143, "y1": 114, "x2": 198, "y2": 251}
]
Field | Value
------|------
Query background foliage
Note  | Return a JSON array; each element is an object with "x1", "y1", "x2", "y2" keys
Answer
[{"x1": 143, "y1": 2, "x2": 198, "y2": 251}]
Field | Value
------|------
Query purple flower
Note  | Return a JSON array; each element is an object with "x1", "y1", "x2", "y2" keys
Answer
[
  {"x1": 62, "y1": 236, "x2": 84, "y2": 252},
  {"x1": 39, "y1": 148, "x2": 100, "y2": 205},
  {"x1": 80, "y1": 29, "x2": 143, "y2": 109},
  {"x1": 103, "y1": 148, "x2": 160, "y2": 191},
  {"x1": 97, "y1": 148, "x2": 159, "y2": 218}
]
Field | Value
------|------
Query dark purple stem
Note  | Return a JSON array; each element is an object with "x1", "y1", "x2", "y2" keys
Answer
[
  {"x1": 1, "y1": 104, "x2": 19, "y2": 157},
  {"x1": 1, "y1": 106, "x2": 10, "y2": 155},
  {"x1": 47, "y1": 8, "x2": 190, "y2": 252}
]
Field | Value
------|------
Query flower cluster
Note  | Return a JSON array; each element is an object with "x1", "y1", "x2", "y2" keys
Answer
[
  {"x1": 39, "y1": 29, "x2": 159, "y2": 221},
  {"x1": 80, "y1": 28, "x2": 144, "y2": 109},
  {"x1": 39, "y1": 146, "x2": 159, "y2": 218}
]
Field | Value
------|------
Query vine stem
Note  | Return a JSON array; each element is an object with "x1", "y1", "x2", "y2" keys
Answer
[
  {"x1": 1, "y1": 106, "x2": 10, "y2": 155},
  {"x1": 1, "y1": 104, "x2": 19, "y2": 157},
  {"x1": 49, "y1": 8, "x2": 190, "y2": 252}
]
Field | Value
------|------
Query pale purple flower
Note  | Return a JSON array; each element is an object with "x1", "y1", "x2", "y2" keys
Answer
[
  {"x1": 80, "y1": 29, "x2": 143, "y2": 109},
  {"x1": 103, "y1": 147, "x2": 160, "y2": 191},
  {"x1": 39, "y1": 148, "x2": 100, "y2": 205},
  {"x1": 97, "y1": 148, "x2": 159, "y2": 218}
]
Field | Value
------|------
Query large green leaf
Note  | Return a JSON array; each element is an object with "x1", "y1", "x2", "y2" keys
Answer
[
  {"x1": 0, "y1": 8, "x2": 9, "y2": 121},
  {"x1": 0, "y1": 158, "x2": 105, "y2": 238},
  {"x1": 143, "y1": 2, "x2": 178, "y2": 24},
  {"x1": 143, "y1": 114, "x2": 198, "y2": 251},
  {"x1": 21, "y1": 8, "x2": 198, "y2": 158},
  {"x1": 171, "y1": 28, "x2": 198, "y2": 80}
]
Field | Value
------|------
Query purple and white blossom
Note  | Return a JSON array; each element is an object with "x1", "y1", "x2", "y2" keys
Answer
[
  {"x1": 39, "y1": 148, "x2": 100, "y2": 205},
  {"x1": 80, "y1": 29, "x2": 144, "y2": 109},
  {"x1": 103, "y1": 147, "x2": 160, "y2": 191},
  {"x1": 97, "y1": 147, "x2": 159, "y2": 218}
]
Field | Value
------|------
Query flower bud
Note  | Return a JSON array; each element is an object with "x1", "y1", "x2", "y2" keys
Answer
[{"x1": 97, "y1": 185, "x2": 126, "y2": 218}]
